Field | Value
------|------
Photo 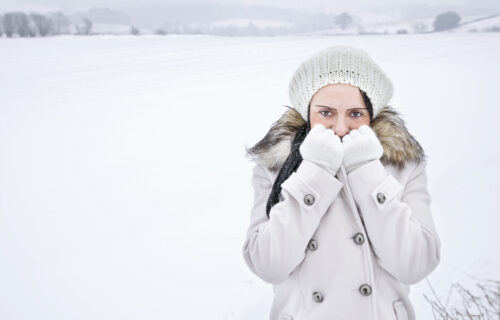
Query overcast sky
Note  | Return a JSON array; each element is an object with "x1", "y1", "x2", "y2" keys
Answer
[
  {"x1": 2, "y1": 0, "x2": 498, "y2": 16},
  {"x1": 3, "y1": 0, "x2": 477, "y2": 11}
]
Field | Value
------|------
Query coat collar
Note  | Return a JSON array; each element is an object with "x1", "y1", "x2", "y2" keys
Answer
[{"x1": 247, "y1": 106, "x2": 426, "y2": 172}]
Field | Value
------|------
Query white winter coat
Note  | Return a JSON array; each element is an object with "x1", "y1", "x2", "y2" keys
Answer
[{"x1": 242, "y1": 106, "x2": 441, "y2": 320}]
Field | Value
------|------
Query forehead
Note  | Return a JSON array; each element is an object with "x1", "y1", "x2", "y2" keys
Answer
[
  {"x1": 311, "y1": 83, "x2": 365, "y2": 108},
  {"x1": 313, "y1": 83, "x2": 361, "y2": 98}
]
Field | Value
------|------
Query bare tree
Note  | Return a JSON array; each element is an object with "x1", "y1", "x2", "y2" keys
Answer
[
  {"x1": 30, "y1": 13, "x2": 52, "y2": 36},
  {"x1": 3, "y1": 13, "x2": 18, "y2": 37},
  {"x1": 48, "y1": 12, "x2": 70, "y2": 35},
  {"x1": 2, "y1": 12, "x2": 35, "y2": 37},
  {"x1": 16, "y1": 12, "x2": 34, "y2": 37},
  {"x1": 130, "y1": 25, "x2": 140, "y2": 35},
  {"x1": 413, "y1": 22, "x2": 428, "y2": 33},
  {"x1": 334, "y1": 12, "x2": 353, "y2": 30},
  {"x1": 434, "y1": 11, "x2": 461, "y2": 32},
  {"x1": 76, "y1": 17, "x2": 92, "y2": 35}
]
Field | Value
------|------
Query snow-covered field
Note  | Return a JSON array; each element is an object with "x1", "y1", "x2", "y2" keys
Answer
[
  {"x1": 0, "y1": 33, "x2": 499, "y2": 319},
  {"x1": 209, "y1": 18, "x2": 294, "y2": 29}
]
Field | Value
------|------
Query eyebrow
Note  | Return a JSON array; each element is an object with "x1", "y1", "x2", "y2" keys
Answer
[{"x1": 314, "y1": 105, "x2": 367, "y2": 110}]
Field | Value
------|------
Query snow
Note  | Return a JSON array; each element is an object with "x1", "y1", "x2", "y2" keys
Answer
[
  {"x1": 209, "y1": 18, "x2": 294, "y2": 29},
  {"x1": 454, "y1": 14, "x2": 500, "y2": 32},
  {"x1": 360, "y1": 16, "x2": 436, "y2": 34},
  {"x1": 304, "y1": 14, "x2": 500, "y2": 35},
  {"x1": 91, "y1": 23, "x2": 138, "y2": 35},
  {"x1": 0, "y1": 33, "x2": 499, "y2": 319}
]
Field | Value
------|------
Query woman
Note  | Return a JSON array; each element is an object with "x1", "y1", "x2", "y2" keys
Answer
[{"x1": 241, "y1": 46, "x2": 441, "y2": 320}]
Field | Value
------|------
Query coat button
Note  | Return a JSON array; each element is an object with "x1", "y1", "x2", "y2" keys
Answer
[
  {"x1": 312, "y1": 291, "x2": 324, "y2": 303},
  {"x1": 304, "y1": 194, "x2": 315, "y2": 206},
  {"x1": 352, "y1": 232, "x2": 365, "y2": 245},
  {"x1": 307, "y1": 239, "x2": 318, "y2": 251},
  {"x1": 359, "y1": 284, "x2": 372, "y2": 296},
  {"x1": 376, "y1": 192, "x2": 386, "y2": 204}
]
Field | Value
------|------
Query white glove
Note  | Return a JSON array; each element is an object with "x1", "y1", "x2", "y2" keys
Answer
[
  {"x1": 299, "y1": 124, "x2": 344, "y2": 177},
  {"x1": 342, "y1": 124, "x2": 384, "y2": 174}
]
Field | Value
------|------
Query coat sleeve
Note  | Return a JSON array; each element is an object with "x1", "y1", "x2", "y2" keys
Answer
[
  {"x1": 347, "y1": 159, "x2": 441, "y2": 285},
  {"x1": 242, "y1": 160, "x2": 344, "y2": 284}
]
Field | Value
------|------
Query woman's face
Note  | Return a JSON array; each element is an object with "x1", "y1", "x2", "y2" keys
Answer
[{"x1": 309, "y1": 83, "x2": 371, "y2": 139}]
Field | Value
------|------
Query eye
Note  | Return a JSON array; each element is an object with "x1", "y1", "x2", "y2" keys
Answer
[
  {"x1": 319, "y1": 110, "x2": 333, "y2": 117},
  {"x1": 350, "y1": 111, "x2": 364, "y2": 118}
]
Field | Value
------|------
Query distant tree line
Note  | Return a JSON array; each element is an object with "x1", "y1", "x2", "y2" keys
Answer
[
  {"x1": 0, "y1": 11, "x2": 93, "y2": 37},
  {"x1": 153, "y1": 12, "x2": 355, "y2": 36},
  {"x1": 1, "y1": 9, "x2": 497, "y2": 38}
]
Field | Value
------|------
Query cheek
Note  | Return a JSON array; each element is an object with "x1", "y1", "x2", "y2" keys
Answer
[
  {"x1": 310, "y1": 113, "x2": 332, "y2": 128},
  {"x1": 350, "y1": 117, "x2": 370, "y2": 129}
]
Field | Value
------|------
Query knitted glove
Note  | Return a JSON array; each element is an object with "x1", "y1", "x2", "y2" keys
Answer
[
  {"x1": 342, "y1": 125, "x2": 384, "y2": 174},
  {"x1": 300, "y1": 124, "x2": 344, "y2": 177}
]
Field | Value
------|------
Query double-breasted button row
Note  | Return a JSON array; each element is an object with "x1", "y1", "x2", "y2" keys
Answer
[
  {"x1": 312, "y1": 284, "x2": 372, "y2": 303},
  {"x1": 304, "y1": 194, "x2": 315, "y2": 205},
  {"x1": 376, "y1": 192, "x2": 386, "y2": 204},
  {"x1": 352, "y1": 232, "x2": 365, "y2": 245},
  {"x1": 308, "y1": 233, "x2": 370, "y2": 302},
  {"x1": 309, "y1": 233, "x2": 365, "y2": 251},
  {"x1": 307, "y1": 239, "x2": 318, "y2": 251}
]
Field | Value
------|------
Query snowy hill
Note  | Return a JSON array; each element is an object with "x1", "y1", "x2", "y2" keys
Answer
[
  {"x1": 1, "y1": 3, "x2": 499, "y2": 36},
  {"x1": 297, "y1": 13, "x2": 500, "y2": 35},
  {"x1": 90, "y1": 23, "x2": 138, "y2": 35},
  {"x1": 0, "y1": 33, "x2": 499, "y2": 320},
  {"x1": 454, "y1": 13, "x2": 500, "y2": 32},
  {"x1": 209, "y1": 18, "x2": 293, "y2": 29}
]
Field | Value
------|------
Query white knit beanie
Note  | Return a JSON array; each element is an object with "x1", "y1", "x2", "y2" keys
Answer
[{"x1": 288, "y1": 46, "x2": 393, "y2": 121}]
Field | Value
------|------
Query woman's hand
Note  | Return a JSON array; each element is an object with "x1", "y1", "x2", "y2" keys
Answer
[
  {"x1": 342, "y1": 124, "x2": 384, "y2": 174},
  {"x1": 300, "y1": 124, "x2": 344, "y2": 176}
]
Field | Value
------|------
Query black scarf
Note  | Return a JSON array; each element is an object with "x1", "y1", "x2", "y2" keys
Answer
[{"x1": 265, "y1": 121, "x2": 310, "y2": 218}]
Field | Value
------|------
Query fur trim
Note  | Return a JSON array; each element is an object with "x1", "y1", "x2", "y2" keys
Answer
[
  {"x1": 246, "y1": 107, "x2": 305, "y2": 171},
  {"x1": 246, "y1": 106, "x2": 425, "y2": 171},
  {"x1": 371, "y1": 106, "x2": 426, "y2": 169}
]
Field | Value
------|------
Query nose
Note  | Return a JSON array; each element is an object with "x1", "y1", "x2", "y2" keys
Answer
[{"x1": 334, "y1": 118, "x2": 349, "y2": 138}]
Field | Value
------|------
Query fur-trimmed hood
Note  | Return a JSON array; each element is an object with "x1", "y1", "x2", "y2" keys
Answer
[{"x1": 247, "y1": 106, "x2": 426, "y2": 172}]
